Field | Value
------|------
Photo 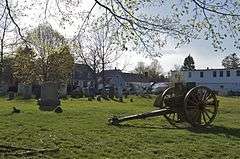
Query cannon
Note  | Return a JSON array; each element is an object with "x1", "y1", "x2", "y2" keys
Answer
[{"x1": 108, "y1": 82, "x2": 219, "y2": 127}]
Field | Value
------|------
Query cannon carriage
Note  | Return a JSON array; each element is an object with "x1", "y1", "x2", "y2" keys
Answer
[{"x1": 109, "y1": 82, "x2": 219, "y2": 127}]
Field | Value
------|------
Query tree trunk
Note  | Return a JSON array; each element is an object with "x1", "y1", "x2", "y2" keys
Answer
[
  {"x1": 0, "y1": 39, "x2": 3, "y2": 81},
  {"x1": 102, "y1": 59, "x2": 105, "y2": 89},
  {"x1": 93, "y1": 57, "x2": 98, "y2": 91}
]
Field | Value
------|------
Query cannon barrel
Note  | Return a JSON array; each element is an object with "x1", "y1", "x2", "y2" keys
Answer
[{"x1": 109, "y1": 108, "x2": 173, "y2": 125}]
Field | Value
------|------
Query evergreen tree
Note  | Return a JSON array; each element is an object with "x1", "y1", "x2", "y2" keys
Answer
[{"x1": 182, "y1": 55, "x2": 195, "y2": 71}]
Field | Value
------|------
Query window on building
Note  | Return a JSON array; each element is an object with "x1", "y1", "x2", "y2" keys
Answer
[
  {"x1": 188, "y1": 72, "x2": 192, "y2": 78},
  {"x1": 200, "y1": 72, "x2": 204, "y2": 78},
  {"x1": 213, "y1": 71, "x2": 216, "y2": 77},
  {"x1": 236, "y1": 70, "x2": 240, "y2": 76},
  {"x1": 226, "y1": 71, "x2": 230, "y2": 77},
  {"x1": 220, "y1": 71, "x2": 223, "y2": 77}
]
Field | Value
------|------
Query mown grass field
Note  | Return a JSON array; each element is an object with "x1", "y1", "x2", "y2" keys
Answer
[{"x1": 0, "y1": 96, "x2": 239, "y2": 159}]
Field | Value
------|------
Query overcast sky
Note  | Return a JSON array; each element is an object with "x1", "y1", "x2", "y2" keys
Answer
[{"x1": 11, "y1": 0, "x2": 240, "y2": 73}]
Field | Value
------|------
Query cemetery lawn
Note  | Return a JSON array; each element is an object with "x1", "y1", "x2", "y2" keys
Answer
[{"x1": 0, "y1": 96, "x2": 240, "y2": 159}]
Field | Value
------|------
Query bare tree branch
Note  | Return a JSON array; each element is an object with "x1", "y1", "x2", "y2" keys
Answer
[{"x1": 192, "y1": 0, "x2": 240, "y2": 16}]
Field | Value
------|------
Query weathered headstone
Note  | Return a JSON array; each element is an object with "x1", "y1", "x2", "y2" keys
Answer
[
  {"x1": 97, "y1": 96, "x2": 101, "y2": 101},
  {"x1": 7, "y1": 85, "x2": 16, "y2": 100},
  {"x1": 18, "y1": 84, "x2": 32, "y2": 99},
  {"x1": 38, "y1": 82, "x2": 61, "y2": 111},
  {"x1": 117, "y1": 86, "x2": 123, "y2": 99},
  {"x1": 88, "y1": 86, "x2": 95, "y2": 99},
  {"x1": 109, "y1": 86, "x2": 114, "y2": 99},
  {"x1": 101, "y1": 89, "x2": 109, "y2": 100},
  {"x1": 0, "y1": 82, "x2": 8, "y2": 96},
  {"x1": 124, "y1": 91, "x2": 128, "y2": 98},
  {"x1": 7, "y1": 92, "x2": 14, "y2": 100},
  {"x1": 58, "y1": 83, "x2": 67, "y2": 98},
  {"x1": 119, "y1": 97, "x2": 123, "y2": 102},
  {"x1": 32, "y1": 84, "x2": 41, "y2": 99}
]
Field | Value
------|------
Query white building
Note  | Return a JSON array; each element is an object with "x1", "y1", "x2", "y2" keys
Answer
[{"x1": 171, "y1": 68, "x2": 240, "y2": 94}]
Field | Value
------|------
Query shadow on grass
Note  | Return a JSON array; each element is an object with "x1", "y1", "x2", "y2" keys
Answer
[
  {"x1": 188, "y1": 125, "x2": 240, "y2": 138},
  {"x1": 111, "y1": 98, "x2": 127, "y2": 103},
  {"x1": 13, "y1": 97, "x2": 36, "y2": 103},
  {"x1": 114, "y1": 123, "x2": 180, "y2": 130},
  {"x1": 114, "y1": 124, "x2": 240, "y2": 138}
]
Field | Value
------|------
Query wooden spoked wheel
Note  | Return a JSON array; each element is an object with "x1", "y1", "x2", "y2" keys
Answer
[
  {"x1": 160, "y1": 87, "x2": 185, "y2": 127},
  {"x1": 184, "y1": 86, "x2": 218, "y2": 127}
]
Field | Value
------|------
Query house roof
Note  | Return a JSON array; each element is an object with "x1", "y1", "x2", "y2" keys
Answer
[
  {"x1": 74, "y1": 63, "x2": 93, "y2": 70},
  {"x1": 99, "y1": 69, "x2": 122, "y2": 77},
  {"x1": 73, "y1": 63, "x2": 94, "y2": 81},
  {"x1": 122, "y1": 73, "x2": 150, "y2": 83},
  {"x1": 100, "y1": 69, "x2": 168, "y2": 83},
  {"x1": 171, "y1": 67, "x2": 240, "y2": 72}
]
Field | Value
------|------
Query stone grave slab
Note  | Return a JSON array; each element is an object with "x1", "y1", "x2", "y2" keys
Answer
[{"x1": 38, "y1": 82, "x2": 60, "y2": 111}]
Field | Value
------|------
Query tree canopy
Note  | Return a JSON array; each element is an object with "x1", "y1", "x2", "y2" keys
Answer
[
  {"x1": 26, "y1": 24, "x2": 73, "y2": 82},
  {"x1": 1, "y1": 0, "x2": 239, "y2": 56},
  {"x1": 13, "y1": 46, "x2": 36, "y2": 84},
  {"x1": 222, "y1": 53, "x2": 240, "y2": 69},
  {"x1": 47, "y1": 45, "x2": 74, "y2": 83},
  {"x1": 13, "y1": 24, "x2": 74, "y2": 84},
  {"x1": 133, "y1": 59, "x2": 163, "y2": 78}
]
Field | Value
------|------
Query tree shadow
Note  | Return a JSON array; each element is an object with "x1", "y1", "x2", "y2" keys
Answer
[
  {"x1": 114, "y1": 123, "x2": 240, "y2": 138},
  {"x1": 114, "y1": 123, "x2": 182, "y2": 130},
  {"x1": 187, "y1": 125, "x2": 240, "y2": 138},
  {"x1": 111, "y1": 98, "x2": 126, "y2": 103}
]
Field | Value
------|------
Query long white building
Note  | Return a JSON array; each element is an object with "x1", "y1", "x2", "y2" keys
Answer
[{"x1": 171, "y1": 68, "x2": 240, "y2": 94}]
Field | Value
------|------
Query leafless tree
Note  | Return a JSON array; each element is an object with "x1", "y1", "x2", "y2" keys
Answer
[
  {"x1": 133, "y1": 59, "x2": 163, "y2": 79},
  {"x1": 0, "y1": 9, "x2": 9, "y2": 70},
  {"x1": 74, "y1": 32, "x2": 100, "y2": 89},
  {"x1": 74, "y1": 17, "x2": 124, "y2": 88},
  {"x1": 96, "y1": 29, "x2": 123, "y2": 87}
]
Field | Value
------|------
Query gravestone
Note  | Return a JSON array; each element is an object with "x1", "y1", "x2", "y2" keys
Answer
[
  {"x1": 97, "y1": 96, "x2": 101, "y2": 101},
  {"x1": 38, "y1": 82, "x2": 61, "y2": 111},
  {"x1": 101, "y1": 90, "x2": 109, "y2": 100},
  {"x1": 114, "y1": 76, "x2": 123, "y2": 99},
  {"x1": 7, "y1": 92, "x2": 14, "y2": 100},
  {"x1": 7, "y1": 85, "x2": 17, "y2": 100},
  {"x1": 58, "y1": 83, "x2": 67, "y2": 98},
  {"x1": 117, "y1": 86, "x2": 123, "y2": 99},
  {"x1": 88, "y1": 85, "x2": 95, "y2": 99},
  {"x1": 109, "y1": 86, "x2": 114, "y2": 99},
  {"x1": 119, "y1": 97, "x2": 123, "y2": 102},
  {"x1": 18, "y1": 84, "x2": 32, "y2": 99},
  {"x1": 32, "y1": 84, "x2": 41, "y2": 99},
  {"x1": 0, "y1": 82, "x2": 8, "y2": 96}
]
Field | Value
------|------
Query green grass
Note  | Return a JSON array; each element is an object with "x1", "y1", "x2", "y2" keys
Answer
[{"x1": 0, "y1": 96, "x2": 240, "y2": 158}]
